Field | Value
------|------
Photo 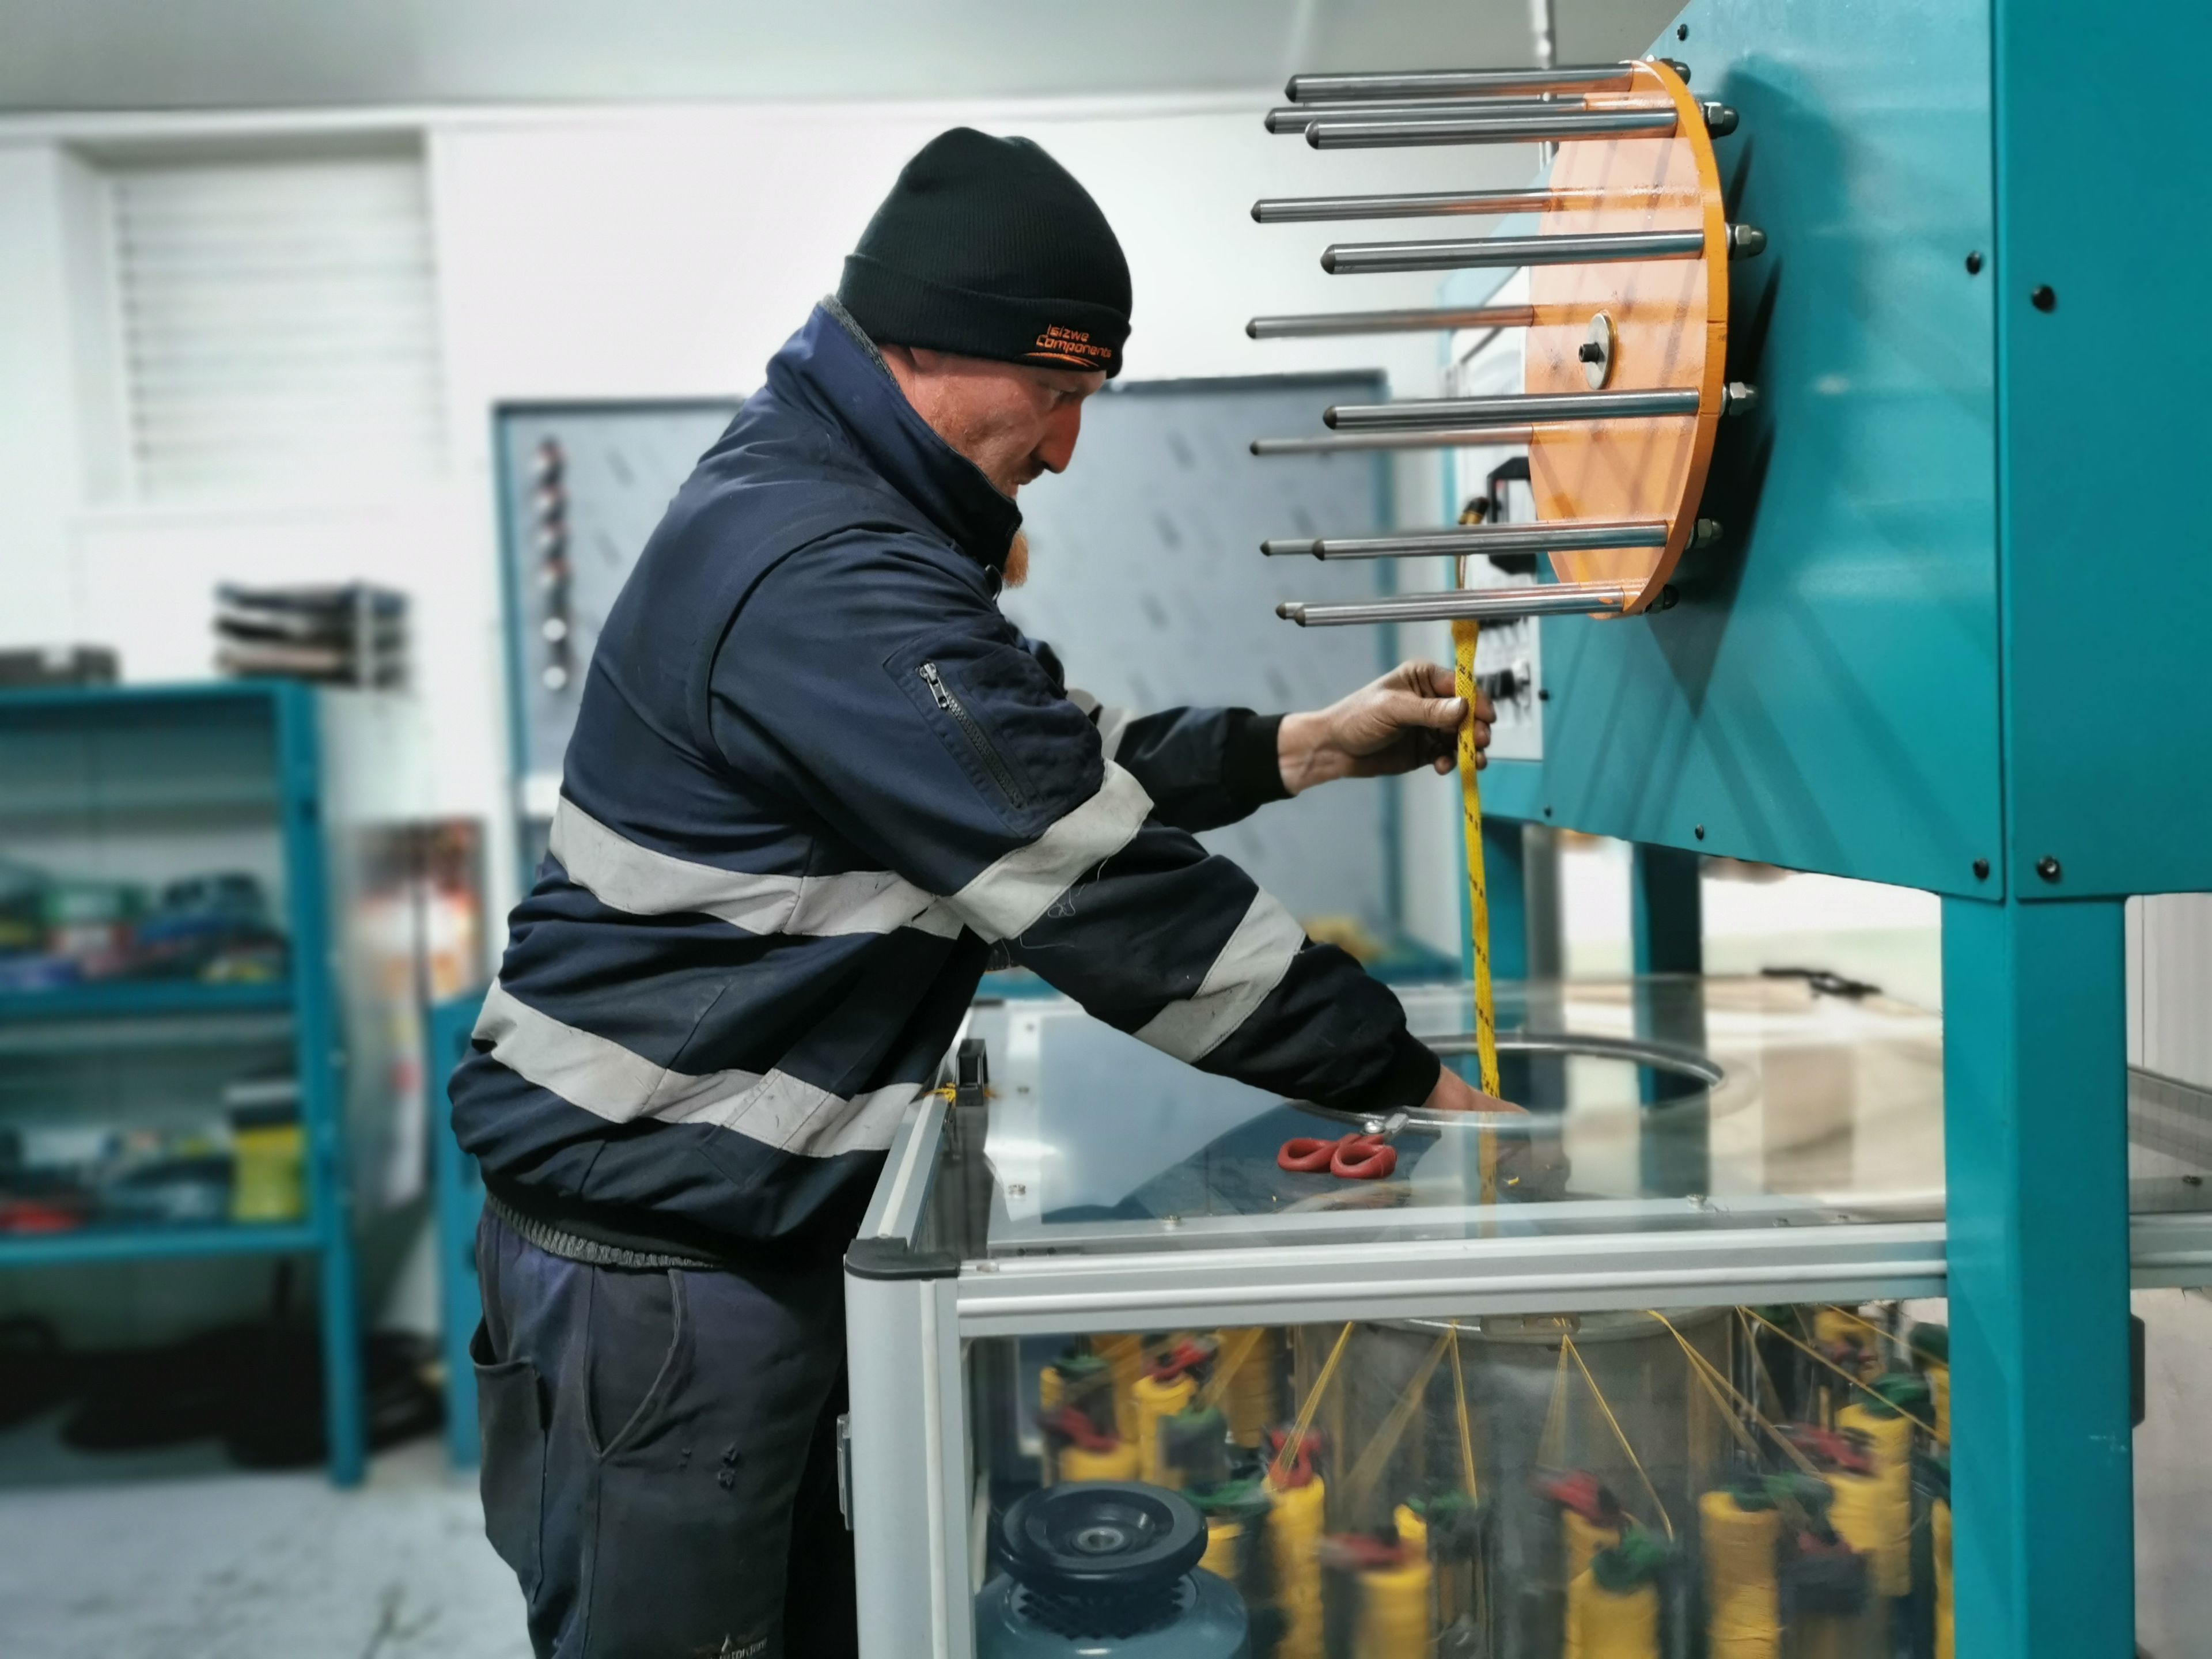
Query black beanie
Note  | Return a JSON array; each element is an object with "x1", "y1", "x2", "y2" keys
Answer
[{"x1": 838, "y1": 128, "x2": 1132, "y2": 378}]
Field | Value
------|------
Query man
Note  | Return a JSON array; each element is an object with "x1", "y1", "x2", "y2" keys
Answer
[{"x1": 452, "y1": 127, "x2": 1504, "y2": 1659}]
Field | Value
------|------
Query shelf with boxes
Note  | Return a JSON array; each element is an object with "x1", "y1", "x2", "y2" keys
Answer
[{"x1": 0, "y1": 679, "x2": 429, "y2": 1483}]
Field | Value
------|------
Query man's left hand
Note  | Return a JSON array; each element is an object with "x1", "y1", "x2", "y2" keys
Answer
[{"x1": 1278, "y1": 660, "x2": 1493, "y2": 796}]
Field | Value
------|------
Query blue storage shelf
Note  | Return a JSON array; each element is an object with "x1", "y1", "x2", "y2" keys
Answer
[
  {"x1": 0, "y1": 980, "x2": 291, "y2": 1023},
  {"x1": 0, "y1": 1221, "x2": 323, "y2": 1268},
  {"x1": 0, "y1": 679, "x2": 378, "y2": 1486}
]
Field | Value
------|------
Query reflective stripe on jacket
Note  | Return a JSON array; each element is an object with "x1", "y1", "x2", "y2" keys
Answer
[{"x1": 449, "y1": 300, "x2": 1438, "y2": 1262}]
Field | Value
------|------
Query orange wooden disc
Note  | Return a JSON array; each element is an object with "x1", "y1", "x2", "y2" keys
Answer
[{"x1": 1524, "y1": 60, "x2": 1729, "y2": 611}]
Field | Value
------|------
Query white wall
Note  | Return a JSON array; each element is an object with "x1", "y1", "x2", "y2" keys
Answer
[
  {"x1": 5, "y1": 90, "x2": 2205, "y2": 1059},
  {"x1": 1, "y1": 94, "x2": 1528, "y2": 932}
]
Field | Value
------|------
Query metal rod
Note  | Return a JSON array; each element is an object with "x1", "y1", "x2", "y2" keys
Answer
[
  {"x1": 1251, "y1": 428, "x2": 1536, "y2": 456},
  {"x1": 1323, "y1": 228, "x2": 1703, "y2": 275},
  {"x1": 1251, "y1": 186, "x2": 1639, "y2": 224},
  {"x1": 1308, "y1": 108, "x2": 1677, "y2": 149},
  {"x1": 1327, "y1": 388, "x2": 1701, "y2": 431},
  {"x1": 1279, "y1": 582, "x2": 1634, "y2": 627},
  {"x1": 1247, "y1": 305, "x2": 1535, "y2": 340},
  {"x1": 1285, "y1": 64, "x2": 1639, "y2": 101},
  {"x1": 1264, "y1": 96, "x2": 1599, "y2": 133},
  {"x1": 1263, "y1": 519, "x2": 1668, "y2": 561}
]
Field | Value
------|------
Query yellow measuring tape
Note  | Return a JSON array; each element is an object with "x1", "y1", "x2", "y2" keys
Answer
[{"x1": 1452, "y1": 616, "x2": 1502, "y2": 1101}]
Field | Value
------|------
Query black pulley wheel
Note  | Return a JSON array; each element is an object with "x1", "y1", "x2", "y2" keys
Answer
[{"x1": 996, "y1": 1482, "x2": 1206, "y2": 1599}]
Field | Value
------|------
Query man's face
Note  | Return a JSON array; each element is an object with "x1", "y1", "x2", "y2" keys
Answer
[{"x1": 881, "y1": 345, "x2": 1105, "y2": 499}]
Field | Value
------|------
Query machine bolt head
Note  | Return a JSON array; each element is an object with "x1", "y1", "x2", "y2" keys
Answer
[
  {"x1": 1694, "y1": 824, "x2": 1707, "y2": 840},
  {"x1": 2036, "y1": 855, "x2": 2062, "y2": 882},
  {"x1": 1973, "y1": 857, "x2": 1991, "y2": 881},
  {"x1": 2031, "y1": 285, "x2": 2056, "y2": 312},
  {"x1": 1965, "y1": 251, "x2": 1984, "y2": 275},
  {"x1": 1581, "y1": 310, "x2": 1615, "y2": 388}
]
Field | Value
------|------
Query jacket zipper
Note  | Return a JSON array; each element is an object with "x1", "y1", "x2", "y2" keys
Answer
[{"x1": 918, "y1": 662, "x2": 1029, "y2": 808}]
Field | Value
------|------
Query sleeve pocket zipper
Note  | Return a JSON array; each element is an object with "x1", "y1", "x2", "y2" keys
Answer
[{"x1": 919, "y1": 662, "x2": 1030, "y2": 810}]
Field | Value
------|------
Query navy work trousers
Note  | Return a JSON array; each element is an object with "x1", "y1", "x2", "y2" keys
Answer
[{"x1": 472, "y1": 1207, "x2": 857, "y2": 1658}]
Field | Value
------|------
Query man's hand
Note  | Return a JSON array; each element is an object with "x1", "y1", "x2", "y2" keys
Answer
[
  {"x1": 1425, "y1": 1064, "x2": 1524, "y2": 1115},
  {"x1": 1278, "y1": 660, "x2": 1494, "y2": 796}
]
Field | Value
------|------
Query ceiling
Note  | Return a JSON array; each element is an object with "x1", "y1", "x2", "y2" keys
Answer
[{"x1": 1, "y1": 0, "x2": 1688, "y2": 114}]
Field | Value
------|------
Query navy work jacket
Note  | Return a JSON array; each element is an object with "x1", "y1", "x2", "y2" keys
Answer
[{"x1": 450, "y1": 301, "x2": 1438, "y2": 1264}]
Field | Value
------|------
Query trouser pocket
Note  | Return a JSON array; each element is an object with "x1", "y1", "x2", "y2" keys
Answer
[{"x1": 472, "y1": 1316, "x2": 547, "y2": 1600}]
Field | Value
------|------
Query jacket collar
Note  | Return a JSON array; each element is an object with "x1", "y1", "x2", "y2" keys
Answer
[{"x1": 764, "y1": 300, "x2": 1023, "y2": 582}]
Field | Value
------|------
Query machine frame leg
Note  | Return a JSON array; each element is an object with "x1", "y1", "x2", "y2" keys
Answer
[
  {"x1": 847, "y1": 1268, "x2": 971, "y2": 1659},
  {"x1": 1941, "y1": 895, "x2": 2133, "y2": 1657},
  {"x1": 317, "y1": 1210, "x2": 366, "y2": 1486},
  {"x1": 1630, "y1": 842, "x2": 1703, "y2": 978}
]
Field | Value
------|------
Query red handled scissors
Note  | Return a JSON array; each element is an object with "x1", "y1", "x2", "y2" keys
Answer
[{"x1": 1277, "y1": 1131, "x2": 1398, "y2": 1181}]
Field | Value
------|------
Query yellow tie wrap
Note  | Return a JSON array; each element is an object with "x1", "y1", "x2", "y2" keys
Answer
[
  {"x1": 1699, "y1": 1490, "x2": 1781, "y2": 1659},
  {"x1": 1570, "y1": 1571, "x2": 1661, "y2": 1659},
  {"x1": 1450, "y1": 618, "x2": 1502, "y2": 1101}
]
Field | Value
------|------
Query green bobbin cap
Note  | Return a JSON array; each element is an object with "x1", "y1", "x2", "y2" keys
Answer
[
  {"x1": 1908, "y1": 1322, "x2": 1950, "y2": 1364},
  {"x1": 1591, "y1": 1527, "x2": 1672, "y2": 1593},
  {"x1": 1868, "y1": 1370, "x2": 1931, "y2": 1415}
]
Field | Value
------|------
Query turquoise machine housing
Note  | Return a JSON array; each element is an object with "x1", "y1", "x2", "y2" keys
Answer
[{"x1": 1459, "y1": 2, "x2": 2211, "y2": 1653}]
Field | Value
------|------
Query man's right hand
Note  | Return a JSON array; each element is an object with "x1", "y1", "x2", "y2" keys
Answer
[{"x1": 1424, "y1": 1063, "x2": 1524, "y2": 1115}]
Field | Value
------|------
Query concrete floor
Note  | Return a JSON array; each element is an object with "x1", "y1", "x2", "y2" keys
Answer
[{"x1": 0, "y1": 1434, "x2": 527, "y2": 1659}]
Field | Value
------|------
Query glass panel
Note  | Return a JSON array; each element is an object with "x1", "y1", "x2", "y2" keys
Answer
[
  {"x1": 969, "y1": 1297, "x2": 1952, "y2": 1659},
  {"x1": 2134, "y1": 1286, "x2": 2211, "y2": 1656},
  {"x1": 2129, "y1": 1070, "x2": 2212, "y2": 1215},
  {"x1": 954, "y1": 975, "x2": 1944, "y2": 1258}
]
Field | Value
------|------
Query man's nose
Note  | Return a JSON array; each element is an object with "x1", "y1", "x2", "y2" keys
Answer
[{"x1": 1034, "y1": 403, "x2": 1084, "y2": 475}]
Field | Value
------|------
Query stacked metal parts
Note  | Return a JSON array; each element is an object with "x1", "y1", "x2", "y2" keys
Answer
[
  {"x1": 1246, "y1": 56, "x2": 1759, "y2": 628},
  {"x1": 213, "y1": 582, "x2": 408, "y2": 688},
  {"x1": 1013, "y1": 1305, "x2": 1955, "y2": 1658}
]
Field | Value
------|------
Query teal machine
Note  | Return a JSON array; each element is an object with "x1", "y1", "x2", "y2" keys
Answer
[{"x1": 1248, "y1": 1, "x2": 2212, "y2": 1653}]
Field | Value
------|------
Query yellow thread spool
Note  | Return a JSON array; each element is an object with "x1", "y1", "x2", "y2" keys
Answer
[
  {"x1": 1355, "y1": 1551, "x2": 1432, "y2": 1659},
  {"x1": 1565, "y1": 1510, "x2": 1620, "y2": 1581},
  {"x1": 1837, "y1": 1403, "x2": 1912, "y2": 1596},
  {"x1": 1561, "y1": 1512, "x2": 1620, "y2": 1659},
  {"x1": 1058, "y1": 1441, "x2": 1139, "y2": 1483},
  {"x1": 1271, "y1": 1477, "x2": 1327, "y2": 1659},
  {"x1": 1570, "y1": 1571, "x2": 1660, "y2": 1659},
  {"x1": 1094, "y1": 1334, "x2": 1147, "y2": 1442},
  {"x1": 1933, "y1": 1498, "x2": 1955, "y2": 1659},
  {"x1": 1698, "y1": 1491, "x2": 1781, "y2": 1659},
  {"x1": 1220, "y1": 1327, "x2": 1278, "y2": 1446},
  {"x1": 1827, "y1": 1471, "x2": 1909, "y2": 1599},
  {"x1": 1200, "y1": 1515, "x2": 1243, "y2": 1582},
  {"x1": 1132, "y1": 1370, "x2": 1195, "y2": 1486},
  {"x1": 1927, "y1": 1362, "x2": 1951, "y2": 1441}
]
